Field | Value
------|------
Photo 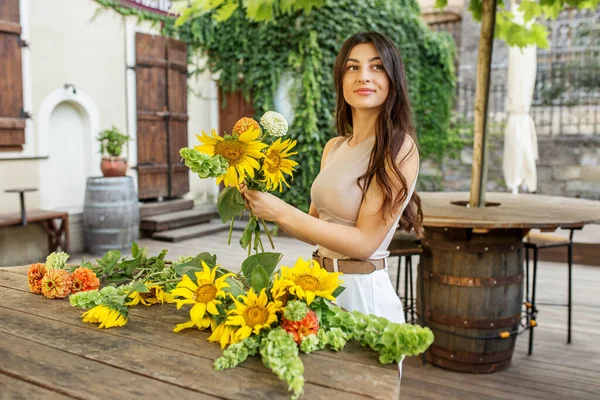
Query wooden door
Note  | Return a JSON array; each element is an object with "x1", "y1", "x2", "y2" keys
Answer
[
  {"x1": 218, "y1": 90, "x2": 255, "y2": 135},
  {"x1": 0, "y1": 0, "x2": 25, "y2": 151},
  {"x1": 135, "y1": 33, "x2": 189, "y2": 200}
]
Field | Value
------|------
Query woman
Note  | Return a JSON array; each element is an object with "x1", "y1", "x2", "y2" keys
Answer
[{"x1": 242, "y1": 30, "x2": 422, "y2": 351}]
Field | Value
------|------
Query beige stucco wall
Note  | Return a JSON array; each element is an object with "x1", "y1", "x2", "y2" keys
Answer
[{"x1": 0, "y1": 1, "x2": 218, "y2": 265}]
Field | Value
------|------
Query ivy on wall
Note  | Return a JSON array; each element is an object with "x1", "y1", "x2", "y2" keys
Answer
[{"x1": 94, "y1": 0, "x2": 459, "y2": 211}]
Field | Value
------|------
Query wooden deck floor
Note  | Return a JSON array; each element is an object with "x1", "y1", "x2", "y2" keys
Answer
[{"x1": 63, "y1": 229, "x2": 600, "y2": 399}]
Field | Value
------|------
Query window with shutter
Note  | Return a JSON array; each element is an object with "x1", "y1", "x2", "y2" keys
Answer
[{"x1": 0, "y1": 0, "x2": 25, "y2": 152}]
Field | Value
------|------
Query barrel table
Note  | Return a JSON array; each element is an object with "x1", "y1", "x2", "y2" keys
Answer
[{"x1": 419, "y1": 192, "x2": 600, "y2": 373}]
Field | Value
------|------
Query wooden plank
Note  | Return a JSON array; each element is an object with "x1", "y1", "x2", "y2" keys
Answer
[
  {"x1": 140, "y1": 206, "x2": 217, "y2": 232},
  {"x1": 140, "y1": 198, "x2": 194, "y2": 217},
  {"x1": 0, "y1": 372, "x2": 75, "y2": 400},
  {"x1": 0, "y1": 210, "x2": 67, "y2": 228},
  {"x1": 151, "y1": 221, "x2": 229, "y2": 242},
  {"x1": 0, "y1": 333, "x2": 210, "y2": 399},
  {"x1": 0, "y1": 273, "x2": 399, "y2": 399}
]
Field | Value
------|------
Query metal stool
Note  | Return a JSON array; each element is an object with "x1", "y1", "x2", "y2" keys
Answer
[
  {"x1": 388, "y1": 232, "x2": 422, "y2": 324},
  {"x1": 524, "y1": 227, "x2": 579, "y2": 355}
]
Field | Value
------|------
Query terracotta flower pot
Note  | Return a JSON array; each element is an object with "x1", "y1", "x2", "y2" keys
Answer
[{"x1": 100, "y1": 157, "x2": 128, "y2": 177}]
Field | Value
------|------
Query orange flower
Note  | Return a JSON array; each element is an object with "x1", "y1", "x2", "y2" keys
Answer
[
  {"x1": 232, "y1": 117, "x2": 261, "y2": 136},
  {"x1": 70, "y1": 267, "x2": 100, "y2": 293},
  {"x1": 41, "y1": 268, "x2": 72, "y2": 299},
  {"x1": 280, "y1": 309, "x2": 320, "y2": 345},
  {"x1": 28, "y1": 263, "x2": 47, "y2": 294}
]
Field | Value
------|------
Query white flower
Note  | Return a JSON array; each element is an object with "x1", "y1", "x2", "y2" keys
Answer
[{"x1": 260, "y1": 111, "x2": 288, "y2": 137}]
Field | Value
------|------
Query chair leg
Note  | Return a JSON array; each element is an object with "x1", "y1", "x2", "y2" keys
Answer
[
  {"x1": 568, "y1": 242, "x2": 573, "y2": 344},
  {"x1": 395, "y1": 256, "x2": 401, "y2": 294},
  {"x1": 408, "y1": 256, "x2": 416, "y2": 324},
  {"x1": 403, "y1": 255, "x2": 410, "y2": 322},
  {"x1": 528, "y1": 247, "x2": 539, "y2": 356},
  {"x1": 525, "y1": 246, "x2": 530, "y2": 303}
]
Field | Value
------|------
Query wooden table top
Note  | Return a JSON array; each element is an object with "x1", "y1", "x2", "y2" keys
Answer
[
  {"x1": 420, "y1": 192, "x2": 600, "y2": 230},
  {"x1": 0, "y1": 266, "x2": 399, "y2": 399}
]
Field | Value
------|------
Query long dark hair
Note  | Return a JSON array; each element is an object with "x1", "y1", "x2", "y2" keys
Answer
[{"x1": 333, "y1": 31, "x2": 423, "y2": 236}]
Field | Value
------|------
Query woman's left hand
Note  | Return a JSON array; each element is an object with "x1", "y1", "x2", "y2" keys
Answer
[{"x1": 240, "y1": 186, "x2": 288, "y2": 223}]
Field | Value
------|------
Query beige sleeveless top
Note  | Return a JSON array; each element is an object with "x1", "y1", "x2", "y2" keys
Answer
[{"x1": 310, "y1": 135, "x2": 418, "y2": 260}]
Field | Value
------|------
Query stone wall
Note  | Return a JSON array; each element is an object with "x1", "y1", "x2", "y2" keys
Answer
[{"x1": 419, "y1": 135, "x2": 600, "y2": 201}]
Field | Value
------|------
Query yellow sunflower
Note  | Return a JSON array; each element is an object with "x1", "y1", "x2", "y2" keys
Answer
[
  {"x1": 125, "y1": 283, "x2": 174, "y2": 306},
  {"x1": 170, "y1": 262, "x2": 234, "y2": 332},
  {"x1": 208, "y1": 322, "x2": 238, "y2": 349},
  {"x1": 275, "y1": 257, "x2": 343, "y2": 305},
  {"x1": 194, "y1": 127, "x2": 267, "y2": 187},
  {"x1": 261, "y1": 138, "x2": 298, "y2": 192},
  {"x1": 81, "y1": 305, "x2": 128, "y2": 329},
  {"x1": 225, "y1": 288, "x2": 280, "y2": 342}
]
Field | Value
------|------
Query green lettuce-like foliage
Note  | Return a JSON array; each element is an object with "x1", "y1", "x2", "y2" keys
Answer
[
  {"x1": 46, "y1": 251, "x2": 70, "y2": 269},
  {"x1": 214, "y1": 335, "x2": 261, "y2": 370},
  {"x1": 327, "y1": 307, "x2": 434, "y2": 364},
  {"x1": 299, "y1": 334, "x2": 321, "y2": 353},
  {"x1": 284, "y1": 300, "x2": 309, "y2": 322},
  {"x1": 69, "y1": 284, "x2": 132, "y2": 309},
  {"x1": 260, "y1": 328, "x2": 304, "y2": 400},
  {"x1": 179, "y1": 148, "x2": 228, "y2": 179}
]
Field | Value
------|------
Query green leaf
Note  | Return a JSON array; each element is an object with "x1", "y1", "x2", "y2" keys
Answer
[
  {"x1": 250, "y1": 265, "x2": 269, "y2": 293},
  {"x1": 223, "y1": 276, "x2": 246, "y2": 297},
  {"x1": 120, "y1": 257, "x2": 142, "y2": 277},
  {"x1": 173, "y1": 252, "x2": 218, "y2": 279},
  {"x1": 130, "y1": 281, "x2": 150, "y2": 293},
  {"x1": 331, "y1": 286, "x2": 345, "y2": 299},
  {"x1": 97, "y1": 250, "x2": 121, "y2": 276},
  {"x1": 241, "y1": 252, "x2": 283, "y2": 278},
  {"x1": 217, "y1": 186, "x2": 246, "y2": 223},
  {"x1": 239, "y1": 218, "x2": 257, "y2": 250},
  {"x1": 435, "y1": 0, "x2": 448, "y2": 8},
  {"x1": 519, "y1": 0, "x2": 541, "y2": 23},
  {"x1": 131, "y1": 242, "x2": 140, "y2": 258},
  {"x1": 213, "y1": 0, "x2": 238, "y2": 21}
]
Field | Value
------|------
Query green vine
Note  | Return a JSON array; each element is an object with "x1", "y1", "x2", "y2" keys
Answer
[{"x1": 93, "y1": 0, "x2": 458, "y2": 211}]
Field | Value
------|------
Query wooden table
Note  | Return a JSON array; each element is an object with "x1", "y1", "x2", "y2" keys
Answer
[
  {"x1": 0, "y1": 266, "x2": 400, "y2": 399},
  {"x1": 418, "y1": 192, "x2": 600, "y2": 373}
]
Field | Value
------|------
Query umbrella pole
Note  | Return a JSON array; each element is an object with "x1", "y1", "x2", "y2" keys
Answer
[{"x1": 469, "y1": 0, "x2": 497, "y2": 208}]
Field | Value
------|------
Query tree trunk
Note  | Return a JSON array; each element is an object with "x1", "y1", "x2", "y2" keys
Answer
[{"x1": 469, "y1": 0, "x2": 497, "y2": 208}]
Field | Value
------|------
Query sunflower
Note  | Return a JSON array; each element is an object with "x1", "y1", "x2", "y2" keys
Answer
[
  {"x1": 81, "y1": 304, "x2": 128, "y2": 329},
  {"x1": 261, "y1": 138, "x2": 298, "y2": 192},
  {"x1": 274, "y1": 257, "x2": 343, "y2": 305},
  {"x1": 226, "y1": 288, "x2": 280, "y2": 342},
  {"x1": 170, "y1": 262, "x2": 234, "y2": 330},
  {"x1": 125, "y1": 283, "x2": 174, "y2": 307},
  {"x1": 194, "y1": 127, "x2": 267, "y2": 187},
  {"x1": 208, "y1": 322, "x2": 238, "y2": 349}
]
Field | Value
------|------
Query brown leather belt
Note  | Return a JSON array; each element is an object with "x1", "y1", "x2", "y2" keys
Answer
[{"x1": 312, "y1": 251, "x2": 386, "y2": 274}]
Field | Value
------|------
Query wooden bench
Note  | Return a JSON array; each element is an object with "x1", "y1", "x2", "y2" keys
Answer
[{"x1": 1, "y1": 188, "x2": 69, "y2": 253}]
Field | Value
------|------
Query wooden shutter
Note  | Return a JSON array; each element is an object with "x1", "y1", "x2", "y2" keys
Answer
[
  {"x1": 135, "y1": 33, "x2": 189, "y2": 199},
  {"x1": 0, "y1": 0, "x2": 25, "y2": 151},
  {"x1": 166, "y1": 38, "x2": 189, "y2": 197}
]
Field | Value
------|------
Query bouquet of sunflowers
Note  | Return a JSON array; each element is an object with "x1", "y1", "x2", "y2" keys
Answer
[
  {"x1": 42, "y1": 245, "x2": 434, "y2": 399},
  {"x1": 180, "y1": 111, "x2": 297, "y2": 255}
]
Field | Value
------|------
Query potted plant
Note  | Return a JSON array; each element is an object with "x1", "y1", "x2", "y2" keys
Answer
[{"x1": 97, "y1": 126, "x2": 130, "y2": 177}]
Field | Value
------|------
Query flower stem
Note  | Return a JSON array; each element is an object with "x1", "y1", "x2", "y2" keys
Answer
[
  {"x1": 228, "y1": 217, "x2": 235, "y2": 245},
  {"x1": 261, "y1": 218, "x2": 275, "y2": 249}
]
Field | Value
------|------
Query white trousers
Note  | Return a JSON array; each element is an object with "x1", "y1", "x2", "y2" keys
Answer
[{"x1": 335, "y1": 263, "x2": 405, "y2": 378}]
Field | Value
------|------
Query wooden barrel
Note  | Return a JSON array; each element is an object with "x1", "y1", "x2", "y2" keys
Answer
[
  {"x1": 418, "y1": 227, "x2": 524, "y2": 373},
  {"x1": 83, "y1": 177, "x2": 139, "y2": 255}
]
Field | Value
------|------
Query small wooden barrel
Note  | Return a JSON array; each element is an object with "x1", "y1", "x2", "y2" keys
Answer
[
  {"x1": 418, "y1": 227, "x2": 524, "y2": 373},
  {"x1": 83, "y1": 177, "x2": 139, "y2": 255}
]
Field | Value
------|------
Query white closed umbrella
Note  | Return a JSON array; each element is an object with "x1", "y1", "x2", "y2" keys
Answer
[{"x1": 503, "y1": 0, "x2": 538, "y2": 193}]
